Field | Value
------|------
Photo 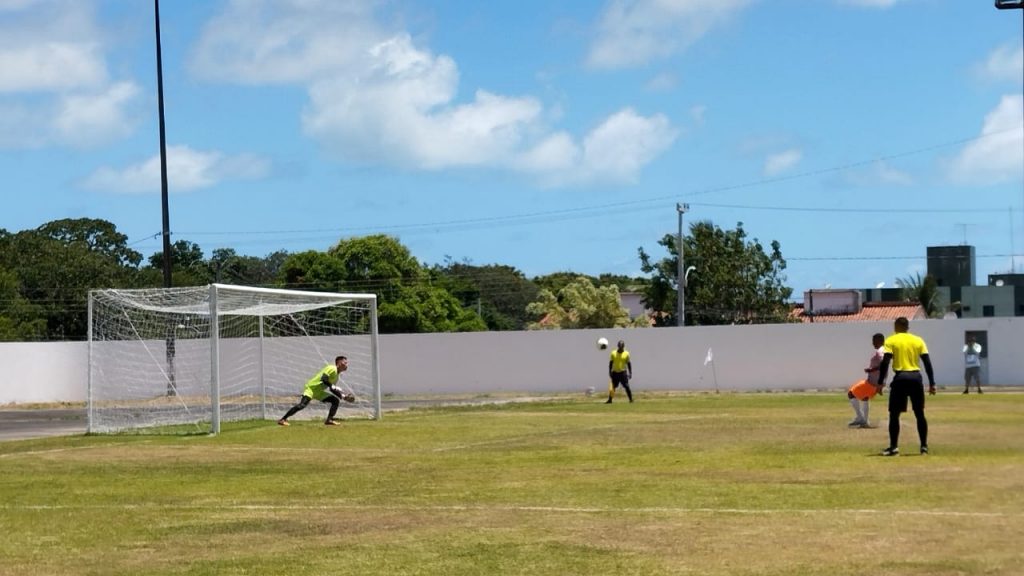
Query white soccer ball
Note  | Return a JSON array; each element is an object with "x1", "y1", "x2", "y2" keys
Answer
[{"x1": 596, "y1": 337, "x2": 609, "y2": 350}]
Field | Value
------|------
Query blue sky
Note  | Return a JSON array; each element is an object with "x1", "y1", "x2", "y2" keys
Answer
[{"x1": 2, "y1": 0, "x2": 1022, "y2": 299}]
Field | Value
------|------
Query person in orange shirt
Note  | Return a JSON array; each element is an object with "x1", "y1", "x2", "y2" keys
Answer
[{"x1": 847, "y1": 333, "x2": 885, "y2": 428}]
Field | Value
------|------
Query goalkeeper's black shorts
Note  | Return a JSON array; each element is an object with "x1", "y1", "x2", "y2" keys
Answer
[{"x1": 611, "y1": 371, "x2": 630, "y2": 388}]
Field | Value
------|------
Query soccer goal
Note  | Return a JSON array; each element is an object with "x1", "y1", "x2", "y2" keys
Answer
[{"x1": 87, "y1": 284, "x2": 380, "y2": 434}]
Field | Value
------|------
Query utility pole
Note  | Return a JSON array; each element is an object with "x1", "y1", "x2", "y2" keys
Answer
[
  {"x1": 155, "y1": 0, "x2": 171, "y2": 288},
  {"x1": 994, "y1": 1, "x2": 1024, "y2": 272},
  {"x1": 676, "y1": 203, "x2": 689, "y2": 327},
  {"x1": 155, "y1": 0, "x2": 175, "y2": 396}
]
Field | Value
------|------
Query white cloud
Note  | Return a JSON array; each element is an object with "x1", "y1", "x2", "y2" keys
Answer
[
  {"x1": 52, "y1": 81, "x2": 140, "y2": 148},
  {"x1": 192, "y1": 4, "x2": 678, "y2": 187},
  {"x1": 0, "y1": 42, "x2": 106, "y2": 92},
  {"x1": 976, "y1": 42, "x2": 1024, "y2": 84},
  {"x1": 0, "y1": 0, "x2": 139, "y2": 149},
  {"x1": 949, "y1": 95, "x2": 1024, "y2": 185},
  {"x1": 587, "y1": 0, "x2": 752, "y2": 69},
  {"x1": 188, "y1": 0, "x2": 384, "y2": 84},
  {"x1": 577, "y1": 108, "x2": 678, "y2": 183},
  {"x1": 763, "y1": 149, "x2": 803, "y2": 176},
  {"x1": 82, "y1": 145, "x2": 271, "y2": 194}
]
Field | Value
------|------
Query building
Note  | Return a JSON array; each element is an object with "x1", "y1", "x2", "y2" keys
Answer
[
  {"x1": 961, "y1": 273, "x2": 1024, "y2": 318},
  {"x1": 792, "y1": 289, "x2": 924, "y2": 323},
  {"x1": 927, "y1": 245, "x2": 975, "y2": 306}
]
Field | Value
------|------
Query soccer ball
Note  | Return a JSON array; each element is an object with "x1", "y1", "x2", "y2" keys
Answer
[{"x1": 596, "y1": 337, "x2": 609, "y2": 350}]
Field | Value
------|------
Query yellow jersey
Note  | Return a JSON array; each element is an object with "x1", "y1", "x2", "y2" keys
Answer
[
  {"x1": 301, "y1": 364, "x2": 340, "y2": 401},
  {"x1": 883, "y1": 332, "x2": 928, "y2": 372},
  {"x1": 610, "y1": 349, "x2": 631, "y2": 372}
]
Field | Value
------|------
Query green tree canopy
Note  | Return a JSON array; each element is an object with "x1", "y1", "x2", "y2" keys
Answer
[
  {"x1": 280, "y1": 236, "x2": 485, "y2": 333},
  {"x1": 639, "y1": 221, "x2": 793, "y2": 326},
  {"x1": 38, "y1": 218, "x2": 142, "y2": 268},
  {"x1": 431, "y1": 259, "x2": 540, "y2": 330},
  {"x1": 526, "y1": 276, "x2": 633, "y2": 329},
  {"x1": 207, "y1": 248, "x2": 289, "y2": 286},
  {"x1": 0, "y1": 268, "x2": 46, "y2": 341},
  {"x1": 0, "y1": 219, "x2": 143, "y2": 339}
]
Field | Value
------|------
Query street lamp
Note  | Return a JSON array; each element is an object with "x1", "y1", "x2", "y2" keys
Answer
[
  {"x1": 994, "y1": 1, "x2": 1023, "y2": 9},
  {"x1": 685, "y1": 266, "x2": 696, "y2": 286},
  {"x1": 676, "y1": 203, "x2": 689, "y2": 327}
]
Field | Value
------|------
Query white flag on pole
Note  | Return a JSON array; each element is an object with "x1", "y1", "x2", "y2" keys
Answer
[{"x1": 704, "y1": 347, "x2": 714, "y2": 366}]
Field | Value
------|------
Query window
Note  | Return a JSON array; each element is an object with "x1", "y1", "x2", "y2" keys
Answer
[
  {"x1": 1017, "y1": 304, "x2": 1024, "y2": 317},
  {"x1": 982, "y1": 305, "x2": 995, "y2": 317}
]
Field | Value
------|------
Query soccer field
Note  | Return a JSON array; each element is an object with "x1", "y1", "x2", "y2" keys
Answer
[{"x1": 1, "y1": 392, "x2": 1022, "y2": 576}]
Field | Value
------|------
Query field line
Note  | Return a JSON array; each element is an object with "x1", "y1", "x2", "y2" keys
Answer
[{"x1": 2, "y1": 502, "x2": 1015, "y2": 519}]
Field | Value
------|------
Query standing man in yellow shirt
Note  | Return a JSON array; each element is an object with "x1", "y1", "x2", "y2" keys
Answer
[
  {"x1": 877, "y1": 317, "x2": 936, "y2": 456},
  {"x1": 606, "y1": 340, "x2": 634, "y2": 404}
]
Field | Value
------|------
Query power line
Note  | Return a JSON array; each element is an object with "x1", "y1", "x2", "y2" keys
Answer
[{"x1": 145, "y1": 127, "x2": 1021, "y2": 244}]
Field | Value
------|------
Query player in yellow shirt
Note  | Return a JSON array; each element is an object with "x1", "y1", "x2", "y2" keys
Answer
[
  {"x1": 606, "y1": 340, "x2": 634, "y2": 403},
  {"x1": 877, "y1": 317, "x2": 936, "y2": 456},
  {"x1": 277, "y1": 355, "x2": 355, "y2": 426}
]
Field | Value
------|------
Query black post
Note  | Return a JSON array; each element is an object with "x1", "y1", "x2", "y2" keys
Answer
[
  {"x1": 155, "y1": 0, "x2": 175, "y2": 396},
  {"x1": 155, "y1": 0, "x2": 171, "y2": 287}
]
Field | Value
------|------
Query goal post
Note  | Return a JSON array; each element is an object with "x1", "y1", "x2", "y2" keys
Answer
[{"x1": 88, "y1": 284, "x2": 380, "y2": 434}]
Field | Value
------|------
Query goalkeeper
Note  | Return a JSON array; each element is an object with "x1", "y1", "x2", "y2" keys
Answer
[{"x1": 278, "y1": 356, "x2": 355, "y2": 426}]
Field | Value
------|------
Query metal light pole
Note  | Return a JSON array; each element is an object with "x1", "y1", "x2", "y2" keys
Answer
[
  {"x1": 676, "y1": 203, "x2": 689, "y2": 327},
  {"x1": 155, "y1": 0, "x2": 171, "y2": 288},
  {"x1": 996, "y1": 0, "x2": 1024, "y2": 273},
  {"x1": 154, "y1": 0, "x2": 176, "y2": 395}
]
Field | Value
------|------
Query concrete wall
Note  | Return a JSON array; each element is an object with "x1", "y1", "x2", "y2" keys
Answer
[{"x1": 2, "y1": 318, "x2": 1022, "y2": 404}]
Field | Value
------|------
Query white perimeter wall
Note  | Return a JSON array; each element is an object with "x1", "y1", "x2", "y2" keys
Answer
[{"x1": 1, "y1": 318, "x2": 1022, "y2": 404}]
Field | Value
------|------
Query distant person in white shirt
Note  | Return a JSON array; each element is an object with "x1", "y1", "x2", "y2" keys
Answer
[{"x1": 963, "y1": 335, "x2": 983, "y2": 394}]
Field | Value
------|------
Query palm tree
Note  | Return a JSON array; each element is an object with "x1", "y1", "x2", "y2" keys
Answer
[{"x1": 895, "y1": 272, "x2": 944, "y2": 318}]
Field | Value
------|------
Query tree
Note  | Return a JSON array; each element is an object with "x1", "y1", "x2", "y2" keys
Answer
[
  {"x1": 142, "y1": 239, "x2": 209, "y2": 286},
  {"x1": 0, "y1": 268, "x2": 46, "y2": 341},
  {"x1": 639, "y1": 221, "x2": 793, "y2": 325},
  {"x1": 379, "y1": 284, "x2": 487, "y2": 333},
  {"x1": 896, "y1": 272, "x2": 943, "y2": 318},
  {"x1": 328, "y1": 234, "x2": 422, "y2": 295},
  {"x1": 0, "y1": 219, "x2": 143, "y2": 339},
  {"x1": 279, "y1": 250, "x2": 348, "y2": 292},
  {"x1": 207, "y1": 248, "x2": 289, "y2": 286},
  {"x1": 431, "y1": 259, "x2": 540, "y2": 330},
  {"x1": 533, "y1": 271, "x2": 599, "y2": 295},
  {"x1": 37, "y1": 218, "x2": 142, "y2": 268},
  {"x1": 280, "y1": 236, "x2": 485, "y2": 333},
  {"x1": 526, "y1": 276, "x2": 632, "y2": 329}
]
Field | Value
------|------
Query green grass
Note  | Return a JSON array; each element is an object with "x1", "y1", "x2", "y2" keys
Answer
[{"x1": 2, "y1": 391, "x2": 1022, "y2": 576}]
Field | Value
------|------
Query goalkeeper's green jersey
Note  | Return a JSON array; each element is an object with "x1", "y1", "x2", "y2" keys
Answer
[{"x1": 302, "y1": 364, "x2": 339, "y2": 401}]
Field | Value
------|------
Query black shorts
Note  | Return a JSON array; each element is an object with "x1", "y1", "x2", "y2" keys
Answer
[
  {"x1": 888, "y1": 371, "x2": 925, "y2": 414},
  {"x1": 611, "y1": 371, "x2": 630, "y2": 388}
]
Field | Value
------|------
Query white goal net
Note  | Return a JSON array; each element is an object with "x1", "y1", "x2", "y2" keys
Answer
[{"x1": 88, "y1": 284, "x2": 380, "y2": 434}]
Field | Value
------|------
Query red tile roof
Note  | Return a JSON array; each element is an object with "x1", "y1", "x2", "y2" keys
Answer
[{"x1": 790, "y1": 301, "x2": 926, "y2": 323}]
